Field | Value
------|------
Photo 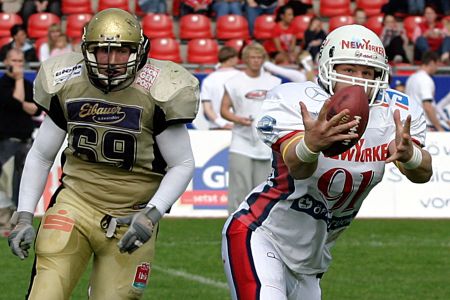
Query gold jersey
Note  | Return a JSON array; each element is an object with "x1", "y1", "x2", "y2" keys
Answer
[{"x1": 34, "y1": 53, "x2": 199, "y2": 216}]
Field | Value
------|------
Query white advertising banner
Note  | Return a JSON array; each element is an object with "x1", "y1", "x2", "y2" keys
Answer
[{"x1": 35, "y1": 131, "x2": 450, "y2": 218}]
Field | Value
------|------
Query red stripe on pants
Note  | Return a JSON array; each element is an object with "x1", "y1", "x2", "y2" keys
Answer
[{"x1": 226, "y1": 218, "x2": 260, "y2": 300}]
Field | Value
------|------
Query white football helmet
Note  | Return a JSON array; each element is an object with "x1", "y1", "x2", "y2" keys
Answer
[
  {"x1": 318, "y1": 25, "x2": 390, "y2": 105},
  {"x1": 81, "y1": 8, "x2": 148, "y2": 93}
]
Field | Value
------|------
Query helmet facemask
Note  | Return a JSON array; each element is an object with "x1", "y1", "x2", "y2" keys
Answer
[{"x1": 81, "y1": 8, "x2": 147, "y2": 93}]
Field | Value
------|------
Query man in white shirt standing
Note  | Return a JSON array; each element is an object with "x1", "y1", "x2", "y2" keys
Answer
[
  {"x1": 200, "y1": 46, "x2": 239, "y2": 130},
  {"x1": 221, "y1": 43, "x2": 281, "y2": 214},
  {"x1": 405, "y1": 51, "x2": 448, "y2": 131}
]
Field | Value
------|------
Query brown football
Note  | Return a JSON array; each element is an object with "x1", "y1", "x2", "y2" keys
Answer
[{"x1": 323, "y1": 85, "x2": 369, "y2": 157}]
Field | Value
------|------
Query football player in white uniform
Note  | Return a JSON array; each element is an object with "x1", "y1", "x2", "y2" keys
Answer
[
  {"x1": 222, "y1": 25, "x2": 433, "y2": 300},
  {"x1": 8, "y1": 8, "x2": 199, "y2": 300}
]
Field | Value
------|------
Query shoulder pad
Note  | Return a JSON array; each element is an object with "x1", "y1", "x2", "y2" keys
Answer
[
  {"x1": 34, "y1": 52, "x2": 84, "y2": 110},
  {"x1": 147, "y1": 59, "x2": 200, "y2": 122},
  {"x1": 384, "y1": 89, "x2": 410, "y2": 110}
]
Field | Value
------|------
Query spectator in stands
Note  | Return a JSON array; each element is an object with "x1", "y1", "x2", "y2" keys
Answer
[
  {"x1": 220, "y1": 43, "x2": 281, "y2": 214},
  {"x1": 49, "y1": 33, "x2": 71, "y2": 58},
  {"x1": 263, "y1": 49, "x2": 314, "y2": 82},
  {"x1": 138, "y1": 0, "x2": 167, "y2": 14},
  {"x1": 0, "y1": 24, "x2": 37, "y2": 63},
  {"x1": 21, "y1": 0, "x2": 61, "y2": 29},
  {"x1": 211, "y1": 0, "x2": 243, "y2": 19},
  {"x1": 382, "y1": 0, "x2": 423, "y2": 16},
  {"x1": 179, "y1": 0, "x2": 212, "y2": 16},
  {"x1": 393, "y1": 79, "x2": 406, "y2": 93},
  {"x1": 380, "y1": 14, "x2": 410, "y2": 63},
  {"x1": 405, "y1": 51, "x2": 449, "y2": 131},
  {"x1": 286, "y1": 0, "x2": 313, "y2": 16},
  {"x1": 303, "y1": 16, "x2": 327, "y2": 61},
  {"x1": 354, "y1": 8, "x2": 367, "y2": 26},
  {"x1": 245, "y1": 0, "x2": 279, "y2": 37},
  {"x1": 38, "y1": 23, "x2": 61, "y2": 62},
  {"x1": 200, "y1": 46, "x2": 239, "y2": 130},
  {"x1": 2, "y1": 0, "x2": 24, "y2": 14},
  {"x1": 413, "y1": 5, "x2": 450, "y2": 62},
  {"x1": 263, "y1": 4, "x2": 297, "y2": 63},
  {"x1": 0, "y1": 48, "x2": 40, "y2": 237}
]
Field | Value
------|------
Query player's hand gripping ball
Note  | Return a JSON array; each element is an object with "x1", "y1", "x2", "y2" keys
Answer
[{"x1": 323, "y1": 85, "x2": 369, "y2": 157}]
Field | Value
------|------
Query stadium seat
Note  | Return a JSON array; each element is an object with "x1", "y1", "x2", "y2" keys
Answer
[
  {"x1": 135, "y1": 0, "x2": 145, "y2": 17},
  {"x1": 365, "y1": 15, "x2": 384, "y2": 35},
  {"x1": 253, "y1": 14, "x2": 276, "y2": 40},
  {"x1": 403, "y1": 16, "x2": 424, "y2": 42},
  {"x1": 216, "y1": 14, "x2": 250, "y2": 40},
  {"x1": 0, "y1": 37, "x2": 12, "y2": 49},
  {"x1": 149, "y1": 38, "x2": 182, "y2": 63},
  {"x1": 27, "y1": 13, "x2": 61, "y2": 39},
  {"x1": 179, "y1": 14, "x2": 213, "y2": 40},
  {"x1": 292, "y1": 14, "x2": 312, "y2": 40},
  {"x1": 0, "y1": 13, "x2": 23, "y2": 38},
  {"x1": 187, "y1": 38, "x2": 219, "y2": 64},
  {"x1": 66, "y1": 14, "x2": 92, "y2": 41},
  {"x1": 355, "y1": 0, "x2": 388, "y2": 17},
  {"x1": 328, "y1": 15, "x2": 355, "y2": 32},
  {"x1": 142, "y1": 14, "x2": 175, "y2": 39},
  {"x1": 62, "y1": 0, "x2": 93, "y2": 15},
  {"x1": 224, "y1": 38, "x2": 249, "y2": 53},
  {"x1": 319, "y1": 0, "x2": 351, "y2": 17},
  {"x1": 98, "y1": 0, "x2": 129, "y2": 12}
]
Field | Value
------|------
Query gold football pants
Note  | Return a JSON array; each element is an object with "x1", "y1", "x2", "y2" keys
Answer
[{"x1": 28, "y1": 189, "x2": 157, "y2": 300}]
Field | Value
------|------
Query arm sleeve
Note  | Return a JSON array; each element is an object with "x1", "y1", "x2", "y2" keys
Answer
[
  {"x1": 148, "y1": 124, "x2": 195, "y2": 215},
  {"x1": 17, "y1": 116, "x2": 67, "y2": 213},
  {"x1": 263, "y1": 61, "x2": 307, "y2": 83}
]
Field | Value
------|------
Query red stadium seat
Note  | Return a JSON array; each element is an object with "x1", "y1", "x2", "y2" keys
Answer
[
  {"x1": 216, "y1": 14, "x2": 250, "y2": 40},
  {"x1": 142, "y1": 14, "x2": 175, "y2": 39},
  {"x1": 135, "y1": 0, "x2": 145, "y2": 17},
  {"x1": 292, "y1": 14, "x2": 312, "y2": 40},
  {"x1": 187, "y1": 38, "x2": 219, "y2": 64},
  {"x1": 403, "y1": 16, "x2": 424, "y2": 42},
  {"x1": 98, "y1": 0, "x2": 129, "y2": 12},
  {"x1": 62, "y1": 0, "x2": 93, "y2": 15},
  {"x1": 149, "y1": 38, "x2": 182, "y2": 63},
  {"x1": 253, "y1": 14, "x2": 276, "y2": 40},
  {"x1": 355, "y1": 0, "x2": 388, "y2": 17},
  {"x1": 365, "y1": 15, "x2": 384, "y2": 35},
  {"x1": 224, "y1": 38, "x2": 250, "y2": 53},
  {"x1": 0, "y1": 37, "x2": 12, "y2": 49},
  {"x1": 27, "y1": 13, "x2": 61, "y2": 39},
  {"x1": 66, "y1": 14, "x2": 92, "y2": 41},
  {"x1": 0, "y1": 13, "x2": 23, "y2": 38},
  {"x1": 179, "y1": 14, "x2": 213, "y2": 40},
  {"x1": 319, "y1": 0, "x2": 351, "y2": 17},
  {"x1": 328, "y1": 15, "x2": 355, "y2": 32}
]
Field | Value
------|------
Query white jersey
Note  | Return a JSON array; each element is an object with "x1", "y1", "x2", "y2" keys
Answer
[
  {"x1": 405, "y1": 69, "x2": 435, "y2": 127},
  {"x1": 200, "y1": 67, "x2": 240, "y2": 129},
  {"x1": 224, "y1": 71, "x2": 282, "y2": 159},
  {"x1": 232, "y1": 81, "x2": 426, "y2": 275}
]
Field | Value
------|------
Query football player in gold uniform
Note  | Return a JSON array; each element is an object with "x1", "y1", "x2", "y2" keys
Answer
[{"x1": 8, "y1": 8, "x2": 199, "y2": 300}]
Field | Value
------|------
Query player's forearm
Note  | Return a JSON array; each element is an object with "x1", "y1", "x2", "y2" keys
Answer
[
  {"x1": 152, "y1": 124, "x2": 195, "y2": 215},
  {"x1": 17, "y1": 117, "x2": 66, "y2": 213},
  {"x1": 282, "y1": 136, "x2": 318, "y2": 179},
  {"x1": 398, "y1": 148, "x2": 432, "y2": 183}
]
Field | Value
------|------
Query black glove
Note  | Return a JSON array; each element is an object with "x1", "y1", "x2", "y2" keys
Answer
[
  {"x1": 116, "y1": 205, "x2": 162, "y2": 254},
  {"x1": 8, "y1": 211, "x2": 35, "y2": 260}
]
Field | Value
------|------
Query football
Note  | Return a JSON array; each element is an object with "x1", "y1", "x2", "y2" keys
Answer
[{"x1": 322, "y1": 85, "x2": 369, "y2": 157}]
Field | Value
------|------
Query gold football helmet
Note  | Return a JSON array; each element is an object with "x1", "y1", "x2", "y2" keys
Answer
[{"x1": 81, "y1": 8, "x2": 147, "y2": 93}]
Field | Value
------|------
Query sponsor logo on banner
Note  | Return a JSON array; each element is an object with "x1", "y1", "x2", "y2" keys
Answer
[{"x1": 181, "y1": 148, "x2": 228, "y2": 209}]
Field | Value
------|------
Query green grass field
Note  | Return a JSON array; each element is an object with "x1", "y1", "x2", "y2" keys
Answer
[{"x1": 1, "y1": 218, "x2": 449, "y2": 299}]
